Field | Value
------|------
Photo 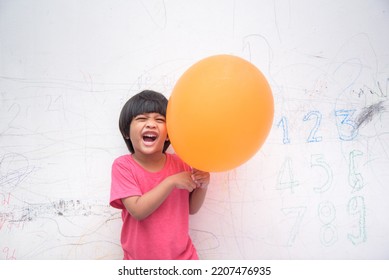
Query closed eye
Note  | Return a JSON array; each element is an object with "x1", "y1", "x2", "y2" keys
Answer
[
  {"x1": 134, "y1": 115, "x2": 147, "y2": 121},
  {"x1": 134, "y1": 114, "x2": 165, "y2": 123}
]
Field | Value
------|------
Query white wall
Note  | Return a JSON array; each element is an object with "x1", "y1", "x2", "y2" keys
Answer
[{"x1": 1, "y1": 0, "x2": 388, "y2": 259}]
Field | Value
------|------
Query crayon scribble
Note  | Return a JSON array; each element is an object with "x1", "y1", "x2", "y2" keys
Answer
[{"x1": 355, "y1": 101, "x2": 385, "y2": 129}]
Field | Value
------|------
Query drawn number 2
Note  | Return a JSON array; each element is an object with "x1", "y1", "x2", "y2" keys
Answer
[{"x1": 303, "y1": 111, "x2": 323, "y2": 143}]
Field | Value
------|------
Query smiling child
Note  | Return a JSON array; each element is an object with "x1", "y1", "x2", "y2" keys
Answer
[{"x1": 110, "y1": 90, "x2": 210, "y2": 260}]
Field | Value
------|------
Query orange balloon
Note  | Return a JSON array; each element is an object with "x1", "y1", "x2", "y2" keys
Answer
[{"x1": 167, "y1": 55, "x2": 274, "y2": 172}]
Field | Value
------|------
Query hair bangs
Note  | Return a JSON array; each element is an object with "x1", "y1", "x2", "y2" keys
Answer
[{"x1": 135, "y1": 97, "x2": 167, "y2": 117}]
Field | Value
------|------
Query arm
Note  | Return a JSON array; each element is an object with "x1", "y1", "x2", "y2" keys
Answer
[
  {"x1": 121, "y1": 171, "x2": 197, "y2": 220},
  {"x1": 189, "y1": 169, "x2": 210, "y2": 214}
]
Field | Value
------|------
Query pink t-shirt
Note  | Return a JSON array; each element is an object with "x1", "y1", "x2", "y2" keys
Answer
[{"x1": 110, "y1": 153, "x2": 198, "y2": 260}]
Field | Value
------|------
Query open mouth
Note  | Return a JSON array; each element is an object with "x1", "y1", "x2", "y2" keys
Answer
[{"x1": 142, "y1": 133, "x2": 158, "y2": 143}]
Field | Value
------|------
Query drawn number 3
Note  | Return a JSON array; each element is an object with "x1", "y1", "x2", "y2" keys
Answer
[{"x1": 335, "y1": 109, "x2": 358, "y2": 141}]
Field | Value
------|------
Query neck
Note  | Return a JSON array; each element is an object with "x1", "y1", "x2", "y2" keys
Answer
[{"x1": 132, "y1": 153, "x2": 166, "y2": 172}]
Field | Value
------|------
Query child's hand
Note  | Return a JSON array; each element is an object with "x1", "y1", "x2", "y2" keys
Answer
[
  {"x1": 169, "y1": 171, "x2": 197, "y2": 192},
  {"x1": 191, "y1": 169, "x2": 210, "y2": 189}
]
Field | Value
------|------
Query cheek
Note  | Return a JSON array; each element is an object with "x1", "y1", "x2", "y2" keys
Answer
[
  {"x1": 159, "y1": 125, "x2": 168, "y2": 137},
  {"x1": 128, "y1": 125, "x2": 140, "y2": 140}
]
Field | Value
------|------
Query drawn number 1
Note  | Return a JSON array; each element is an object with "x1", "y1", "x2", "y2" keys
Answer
[{"x1": 277, "y1": 116, "x2": 291, "y2": 144}]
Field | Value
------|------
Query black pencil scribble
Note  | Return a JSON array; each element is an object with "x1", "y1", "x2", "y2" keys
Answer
[
  {"x1": 1, "y1": 199, "x2": 112, "y2": 224},
  {"x1": 355, "y1": 101, "x2": 386, "y2": 129},
  {"x1": 354, "y1": 82, "x2": 388, "y2": 98}
]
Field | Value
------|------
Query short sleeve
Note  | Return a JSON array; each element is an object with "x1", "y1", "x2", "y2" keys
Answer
[{"x1": 110, "y1": 157, "x2": 142, "y2": 209}]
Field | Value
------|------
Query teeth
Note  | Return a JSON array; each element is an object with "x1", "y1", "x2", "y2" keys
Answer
[{"x1": 143, "y1": 133, "x2": 157, "y2": 143}]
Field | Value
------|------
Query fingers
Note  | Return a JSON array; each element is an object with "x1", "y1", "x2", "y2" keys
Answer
[
  {"x1": 173, "y1": 170, "x2": 210, "y2": 192},
  {"x1": 191, "y1": 169, "x2": 210, "y2": 188},
  {"x1": 174, "y1": 172, "x2": 197, "y2": 192},
  {"x1": 185, "y1": 176, "x2": 197, "y2": 192}
]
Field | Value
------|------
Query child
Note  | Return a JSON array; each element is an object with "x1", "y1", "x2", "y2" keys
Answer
[{"x1": 110, "y1": 90, "x2": 210, "y2": 260}]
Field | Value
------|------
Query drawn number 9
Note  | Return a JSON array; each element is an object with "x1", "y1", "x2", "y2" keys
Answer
[{"x1": 347, "y1": 196, "x2": 366, "y2": 245}]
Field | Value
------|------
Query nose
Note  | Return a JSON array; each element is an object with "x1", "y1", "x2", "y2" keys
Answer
[{"x1": 146, "y1": 119, "x2": 157, "y2": 128}]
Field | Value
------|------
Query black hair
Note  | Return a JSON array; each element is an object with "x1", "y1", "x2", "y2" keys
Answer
[{"x1": 119, "y1": 90, "x2": 170, "y2": 153}]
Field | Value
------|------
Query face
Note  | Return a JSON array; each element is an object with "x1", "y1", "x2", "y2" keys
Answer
[{"x1": 129, "y1": 112, "x2": 168, "y2": 157}]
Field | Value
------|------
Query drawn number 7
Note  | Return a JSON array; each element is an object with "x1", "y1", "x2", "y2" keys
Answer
[{"x1": 282, "y1": 207, "x2": 306, "y2": 247}]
